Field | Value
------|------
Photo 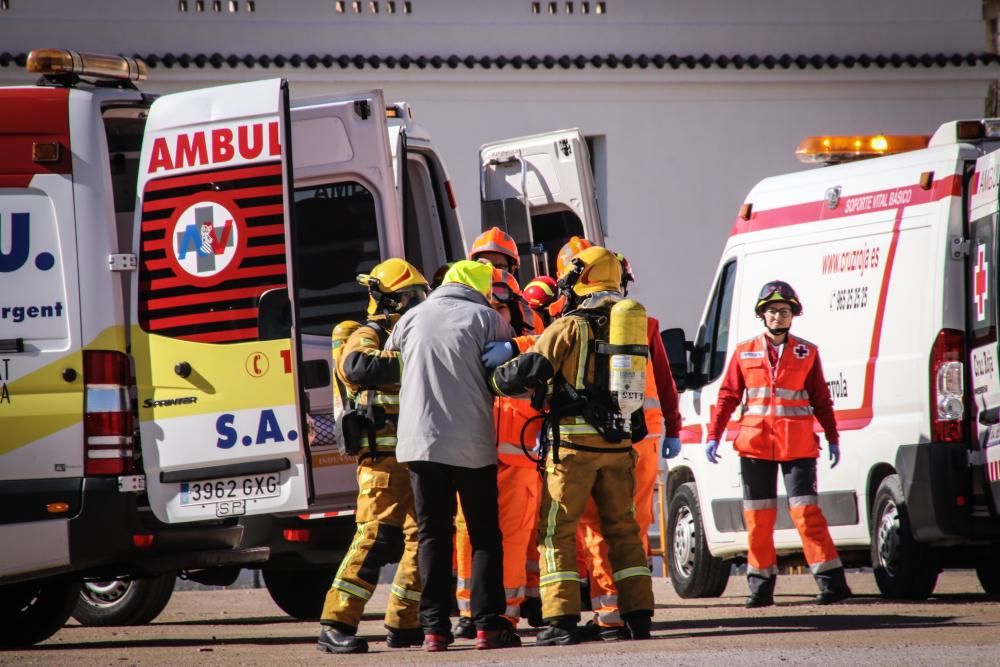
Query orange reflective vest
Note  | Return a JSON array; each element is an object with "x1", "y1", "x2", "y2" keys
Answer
[
  {"x1": 734, "y1": 335, "x2": 819, "y2": 461},
  {"x1": 496, "y1": 333, "x2": 544, "y2": 467},
  {"x1": 643, "y1": 356, "x2": 663, "y2": 439}
]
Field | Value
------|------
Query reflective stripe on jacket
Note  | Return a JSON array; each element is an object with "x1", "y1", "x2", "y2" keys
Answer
[{"x1": 734, "y1": 335, "x2": 819, "y2": 460}]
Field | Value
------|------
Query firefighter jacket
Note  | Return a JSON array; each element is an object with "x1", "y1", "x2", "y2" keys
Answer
[
  {"x1": 338, "y1": 315, "x2": 402, "y2": 451},
  {"x1": 491, "y1": 291, "x2": 639, "y2": 450},
  {"x1": 708, "y1": 334, "x2": 838, "y2": 461}
]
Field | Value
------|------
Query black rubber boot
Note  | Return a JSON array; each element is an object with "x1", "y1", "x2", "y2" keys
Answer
[
  {"x1": 815, "y1": 567, "x2": 852, "y2": 605},
  {"x1": 453, "y1": 616, "x2": 476, "y2": 639},
  {"x1": 745, "y1": 574, "x2": 776, "y2": 608},
  {"x1": 520, "y1": 597, "x2": 545, "y2": 628},
  {"x1": 317, "y1": 624, "x2": 369, "y2": 654},
  {"x1": 386, "y1": 626, "x2": 424, "y2": 648},
  {"x1": 535, "y1": 616, "x2": 581, "y2": 646},
  {"x1": 622, "y1": 610, "x2": 652, "y2": 640}
]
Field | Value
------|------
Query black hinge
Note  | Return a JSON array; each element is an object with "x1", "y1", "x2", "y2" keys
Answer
[
  {"x1": 0, "y1": 338, "x2": 24, "y2": 353},
  {"x1": 354, "y1": 100, "x2": 371, "y2": 120},
  {"x1": 559, "y1": 138, "x2": 572, "y2": 157}
]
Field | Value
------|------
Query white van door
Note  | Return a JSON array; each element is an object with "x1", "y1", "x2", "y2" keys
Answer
[
  {"x1": 480, "y1": 129, "x2": 604, "y2": 280},
  {"x1": 132, "y1": 81, "x2": 398, "y2": 522},
  {"x1": 968, "y1": 150, "x2": 1000, "y2": 511},
  {"x1": 289, "y1": 90, "x2": 401, "y2": 507}
]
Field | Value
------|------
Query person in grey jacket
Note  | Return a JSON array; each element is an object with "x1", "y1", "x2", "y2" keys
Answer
[{"x1": 387, "y1": 259, "x2": 519, "y2": 651}]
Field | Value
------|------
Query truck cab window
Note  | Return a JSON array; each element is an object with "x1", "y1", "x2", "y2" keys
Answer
[
  {"x1": 699, "y1": 260, "x2": 737, "y2": 383},
  {"x1": 294, "y1": 182, "x2": 380, "y2": 335}
]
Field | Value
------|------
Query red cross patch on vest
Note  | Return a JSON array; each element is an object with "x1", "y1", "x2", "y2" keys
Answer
[{"x1": 793, "y1": 343, "x2": 810, "y2": 359}]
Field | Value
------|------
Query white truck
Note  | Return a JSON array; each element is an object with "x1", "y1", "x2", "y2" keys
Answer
[{"x1": 663, "y1": 123, "x2": 1000, "y2": 600}]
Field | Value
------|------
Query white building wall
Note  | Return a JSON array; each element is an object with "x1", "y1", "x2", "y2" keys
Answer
[{"x1": 0, "y1": 0, "x2": 995, "y2": 330}]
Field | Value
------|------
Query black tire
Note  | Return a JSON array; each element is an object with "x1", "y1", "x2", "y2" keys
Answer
[
  {"x1": 0, "y1": 578, "x2": 81, "y2": 648},
  {"x1": 72, "y1": 573, "x2": 176, "y2": 626},
  {"x1": 976, "y1": 561, "x2": 1000, "y2": 595},
  {"x1": 667, "y1": 482, "x2": 730, "y2": 598},
  {"x1": 871, "y1": 474, "x2": 940, "y2": 600},
  {"x1": 263, "y1": 567, "x2": 335, "y2": 620}
]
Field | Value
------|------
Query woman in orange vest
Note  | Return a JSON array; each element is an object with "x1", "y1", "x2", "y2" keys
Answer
[{"x1": 706, "y1": 281, "x2": 850, "y2": 608}]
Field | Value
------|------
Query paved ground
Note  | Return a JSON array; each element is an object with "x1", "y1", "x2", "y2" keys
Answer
[{"x1": 7, "y1": 571, "x2": 1000, "y2": 666}]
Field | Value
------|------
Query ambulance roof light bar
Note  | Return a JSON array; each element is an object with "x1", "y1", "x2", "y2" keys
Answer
[
  {"x1": 795, "y1": 134, "x2": 929, "y2": 165},
  {"x1": 26, "y1": 48, "x2": 147, "y2": 85}
]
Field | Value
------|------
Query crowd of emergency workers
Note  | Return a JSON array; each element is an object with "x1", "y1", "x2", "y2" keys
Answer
[{"x1": 315, "y1": 227, "x2": 851, "y2": 654}]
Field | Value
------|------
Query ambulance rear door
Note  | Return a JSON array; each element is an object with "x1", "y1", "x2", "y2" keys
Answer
[
  {"x1": 132, "y1": 81, "x2": 395, "y2": 522},
  {"x1": 480, "y1": 129, "x2": 603, "y2": 280},
  {"x1": 289, "y1": 90, "x2": 401, "y2": 507},
  {"x1": 968, "y1": 149, "x2": 1000, "y2": 514}
]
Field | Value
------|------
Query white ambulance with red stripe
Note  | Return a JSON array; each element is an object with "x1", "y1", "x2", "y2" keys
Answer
[
  {"x1": 0, "y1": 49, "x2": 465, "y2": 644},
  {"x1": 663, "y1": 123, "x2": 1000, "y2": 600}
]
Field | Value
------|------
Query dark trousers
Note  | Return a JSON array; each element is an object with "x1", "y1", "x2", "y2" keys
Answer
[{"x1": 408, "y1": 461, "x2": 506, "y2": 634}]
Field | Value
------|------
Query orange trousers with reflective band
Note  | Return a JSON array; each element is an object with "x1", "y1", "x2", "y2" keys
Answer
[
  {"x1": 578, "y1": 438, "x2": 658, "y2": 625},
  {"x1": 456, "y1": 463, "x2": 541, "y2": 624}
]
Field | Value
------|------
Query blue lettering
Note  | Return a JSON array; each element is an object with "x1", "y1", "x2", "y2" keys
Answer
[
  {"x1": 255, "y1": 409, "x2": 285, "y2": 444},
  {"x1": 216, "y1": 413, "x2": 237, "y2": 449},
  {"x1": 0, "y1": 213, "x2": 30, "y2": 273},
  {"x1": 176, "y1": 223, "x2": 207, "y2": 259}
]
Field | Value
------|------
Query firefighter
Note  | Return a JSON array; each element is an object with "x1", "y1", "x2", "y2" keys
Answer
[
  {"x1": 317, "y1": 259, "x2": 430, "y2": 654},
  {"x1": 705, "y1": 280, "x2": 851, "y2": 607},
  {"x1": 470, "y1": 226, "x2": 520, "y2": 274},
  {"x1": 490, "y1": 246, "x2": 655, "y2": 646},
  {"x1": 576, "y1": 253, "x2": 683, "y2": 638},
  {"x1": 523, "y1": 275, "x2": 559, "y2": 328},
  {"x1": 455, "y1": 268, "x2": 544, "y2": 638}
]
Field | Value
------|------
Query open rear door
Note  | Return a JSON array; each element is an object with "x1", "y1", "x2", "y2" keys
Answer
[
  {"x1": 132, "y1": 79, "x2": 311, "y2": 523},
  {"x1": 480, "y1": 129, "x2": 604, "y2": 281},
  {"x1": 969, "y1": 151, "x2": 1000, "y2": 513},
  {"x1": 289, "y1": 90, "x2": 401, "y2": 508}
]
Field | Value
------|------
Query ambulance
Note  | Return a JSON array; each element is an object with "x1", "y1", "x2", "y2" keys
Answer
[
  {"x1": 479, "y1": 129, "x2": 605, "y2": 280},
  {"x1": 0, "y1": 49, "x2": 463, "y2": 644},
  {"x1": 663, "y1": 122, "x2": 1000, "y2": 600}
]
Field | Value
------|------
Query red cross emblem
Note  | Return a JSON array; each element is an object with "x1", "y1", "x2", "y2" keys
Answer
[
  {"x1": 976, "y1": 242, "x2": 989, "y2": 322},
  {"x1": 793, "y1": 344, "x2": 810, "y2": 359}
]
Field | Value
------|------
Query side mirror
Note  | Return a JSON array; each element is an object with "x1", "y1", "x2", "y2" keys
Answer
[
  {"x1": 257, "y1": 288, "x2": 291, "y2": 341},
  {"x1": 661, "y1": 328, "x2": 690, "y2": 392},
  {"x1": 302, "y1": 359, "x2": 331, "y2": 390}
]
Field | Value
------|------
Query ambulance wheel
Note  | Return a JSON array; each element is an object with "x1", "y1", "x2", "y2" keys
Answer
[
  {"x1": 263, "y1": 567, "x2": 335, "y2": 620},
  {"x1": 871, "y1": 474, "x2": 940, "y2": 600},
  {"x1": 0, "y1": 578, "x2": 81, "y2": 647},
  {"x1": 72, "y1": 573, "x2": 176, "y2": 626},
  {"x1": 667, "y1": 482, "x2": 730, "y2": 598}
]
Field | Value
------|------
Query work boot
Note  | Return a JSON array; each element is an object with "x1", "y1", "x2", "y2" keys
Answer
[
  {"x1": 475, "y1": 622, "x2": 522, "y2": 650},
  {"x1": 421, "y1": 632, "x2": 454, "y2": 652},
  {"x1": 622, "y1": 610, "x2": 652, "y2": 640},
  {"x1": 453, "y1": 616, "x2": 476, "y2": 639},
  {"x1": 745, "y1": 574, "x2": 776, "y2": 608},
  {"x1": 385, "y1": 627, "x2": 424, "y2": 648},
  {"x1": 582, "y1": 619, "x2": 626, "y2": 641},
  {"x1": 535, "y1": 617, "x2": 580, "y2": 646},
  {"x1": 317, "y1": 625, "x2": 368, "y2": 654},
  {"x1": 520, "y1": 597, "x2": 545, "y2": 627},
  {"x1": 815, "y1": 567, "x2": 852, "y2": 605}
]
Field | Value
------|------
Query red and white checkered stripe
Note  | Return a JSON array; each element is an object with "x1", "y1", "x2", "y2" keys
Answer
[
  {"x1": 989, "y1": 460, "x2": 1000, "y2": 483},
  {"x1": 297, "y1": 509, "x2": 356, "y2": 520}
]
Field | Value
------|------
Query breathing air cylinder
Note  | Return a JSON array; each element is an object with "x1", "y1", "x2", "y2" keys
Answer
[
  {"x1": 331, "y1": 320, "x2": 361, "y2": 415},
  {"x1": 608, "y1": 298, "x2": 648, "y2": 417}
]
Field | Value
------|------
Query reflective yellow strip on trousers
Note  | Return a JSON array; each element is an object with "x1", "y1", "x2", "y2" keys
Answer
[
  {"x1": 543, "y1": 493, "x2": 560, "y2": 574},
  {"x1": 390, "y1": 583, "x2": 421, "y2": 602},
  {"x1": 612, "y1": 566, "x2": 652, "y2": 583},
  {"x1": 334, "y1": 524, "x2": 366, "y2": 580},
  {"x1": 331, "y1": 577, "x2": 373, "y2": 601},
  {"x1": 540, "y1": 570, "x2": 581, "y2": 586}
]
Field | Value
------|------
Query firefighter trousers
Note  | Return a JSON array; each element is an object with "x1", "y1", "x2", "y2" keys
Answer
[
  {"x1": 456, "y1": 463, "x2": 541, "y2": 625},
  {"x1": 320, "y1": 453, "x2": 421, "y2": 632},
  {"x1": 538, "y1": 446, "x2": 654, "y2": 623},
  {"x1": 740, "y1": 456, "x2": 844, "y2": 595},
  {"x1": 578, "y1": 438, "x2": 658, "y2": 625}
]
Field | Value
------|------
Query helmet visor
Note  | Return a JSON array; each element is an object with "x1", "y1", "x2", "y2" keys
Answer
[{"x1": 758, "y1": 281, "x2": 796, "y2": 302}]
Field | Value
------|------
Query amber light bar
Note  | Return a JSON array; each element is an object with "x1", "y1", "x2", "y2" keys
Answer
[
  {"x1": 27, "y1": 48, "x2": 147, "y2": 82},
  {"x1": 795, "y1": 134, "x2": 929, "y2": 165}
]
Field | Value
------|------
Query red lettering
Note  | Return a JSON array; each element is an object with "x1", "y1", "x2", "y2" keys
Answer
[
  {"x1": 209, "y1": 219, "x2": 234, "y2": 253},
  {"x1": 212, "y1": 128, "x2": 235, "y2": 164},
  {"x1": 280, "y1": 349, "x2": 292, "y2": 373},
  {"x1": 268, "y1": 121, "x2": 281, "y2": 157},
  {"x1": 147, "y1": 137, "x2": 174, "y2": 173},
  {"x1": 175, "y1": 132, "x2": 208, "y2": 169},
  {"x1": 238, "y1": 123, "x2": 264, "y2": 160}
]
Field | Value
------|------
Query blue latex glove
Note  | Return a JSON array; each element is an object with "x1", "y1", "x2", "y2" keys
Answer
[
  {"x1": 481, "y1": 341, "x2": 515, "y2": 369},
  {"x1": 661, "y1": 436, "x2": 682, "y2": 459},
  {"x1": 828, "y1": 441, "x2": 840, "y2": 468},
  {"x1": 705, "y1": 439, "x2": 720, "y2": 464}
]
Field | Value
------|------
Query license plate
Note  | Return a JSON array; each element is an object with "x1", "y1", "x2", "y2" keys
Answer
[{"x1": 179, "y1": 473, "x2": 281, "y2": 507}]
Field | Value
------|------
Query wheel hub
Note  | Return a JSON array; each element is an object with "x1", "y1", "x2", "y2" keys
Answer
[
  {"x1": 876, "y1": 499, "x2": 901, "y2": 576},
  {"x1": 672, "y1": 505, "x2": 696, "y2": 578},
  {"x1": 81, "y1": 580, "x2": 132, "y2": 607}
]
